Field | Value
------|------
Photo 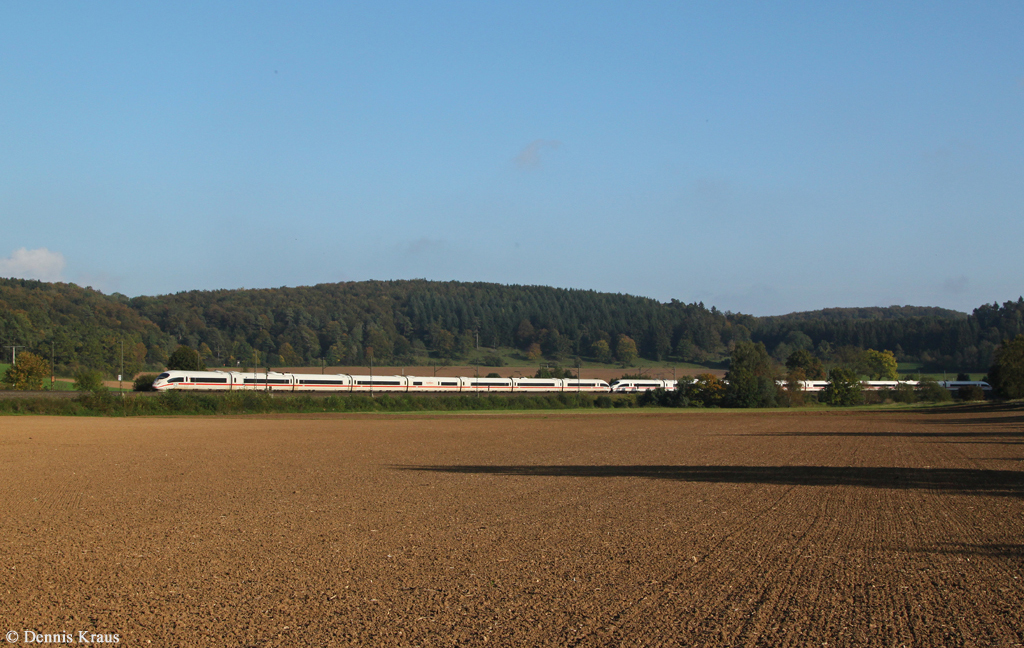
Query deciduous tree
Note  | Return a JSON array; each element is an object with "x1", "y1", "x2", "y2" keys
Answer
[
  {"x1": 683, "y1": 373, "x2": 725, "y2": 407},
  {"x1": 2, "y1": 352, "x2": 49, "y2": 390},
  {"x1": 988, "y1": 335, "x2": 1024, "y2": 399},
  {"x1": 616, "y1": 335, "x2": 638, "y2": 365},
  {"x1": 166, "y1": 345, "x2": 205, "y2": 371},
  {"x1": 821, "y1": 367, "x2": 862, "y2": 406},
  {"x1": 863, "y1": 349, "x2": 898, "y2": 380},
  {"x1": 725, "y1": 341, "x2": 779, "y2": 408},
  {"x1": 591, "y1": 339, "x2": 613, "y2": 364},
  {"x1": 785, "y1": 349, "x2": 825, "y2": 380}
]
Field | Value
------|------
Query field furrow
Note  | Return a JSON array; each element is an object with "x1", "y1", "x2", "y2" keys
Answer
[{"x1": 0, "y1": 407, "x2": 1021, "y2": 646}]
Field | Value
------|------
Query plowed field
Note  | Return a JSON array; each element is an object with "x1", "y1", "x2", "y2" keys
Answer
[{"x1": 2, "y1": 406, "x2": 1022, "y2": 646}]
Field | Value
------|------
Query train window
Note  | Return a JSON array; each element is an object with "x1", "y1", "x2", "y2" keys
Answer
[
  {"x1": 205, "y1": 378, "x2": 227, "y2": 383},
  {"x1": 157, "y1": 373, "x2": 170, "y2": 379},
  {"x1": 168, "y1": 377, "x2": 183, "y2": 383},
  {"x1": 441, "y1": 381, "x2": 458, "y2": 386},
  {"x1": 413, "y1": 381, "x2": 423, "y2": 386}
]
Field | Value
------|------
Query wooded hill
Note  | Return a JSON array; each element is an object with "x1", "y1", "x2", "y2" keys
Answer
[{"x1": 1, "y1": 277, "x2": 1022, "y2": 376}]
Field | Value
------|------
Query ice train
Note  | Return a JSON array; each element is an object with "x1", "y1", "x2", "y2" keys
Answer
[
  {"x1": 791, "y1": 380, "x2": 992, "y2": 393},
  {"x1": 152, "y1": 370, "x2": 634, "y2": 393},
  {"x1": 151, "y1": 370, "x2": 990, "y2": 395}
]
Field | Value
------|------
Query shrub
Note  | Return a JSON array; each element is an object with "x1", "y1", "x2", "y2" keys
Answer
[
  {"x1": 892, "y1": 382, "x2": 918, "y2": 404},
  {"x1": 479, "y1": 353, "x2": 506, "y2": 367},
  {"x1": 821, "y1": 367, "x2": 863, "y2": 406},
  {"x1": 685, "y1": 374, "x2": 726, "y2": 407},
  {"x1": 988, "y1": 335, "x2": 1024, "y2": 399},
  {"x1": 2, "y1": 352, "x2": 50, "y2": 390},
  {"x1": 917, "y1": 379, "x2": 953, "y2": 403},
  {"x1": 957, "y1": 385, "x2": 986, "y2": 402},
  {"x1": 133, "y1": 374, "x2": 158, "y2": 392},
  {"x1": 167, "y1": 345, "x2": 206, "y2": 371},
  {"x1": 74, "y1": 369, "x2": 107, "y2": 393}
]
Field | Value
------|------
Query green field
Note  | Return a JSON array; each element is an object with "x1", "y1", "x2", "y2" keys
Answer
[{"x1": 897, "y1": 362, "x2": 987, "y2": 381}]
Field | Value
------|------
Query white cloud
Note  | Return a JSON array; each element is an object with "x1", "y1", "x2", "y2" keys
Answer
[
  {"x1": 0, "y1": 247, "x2": 66, "y2": 282},
  {"x1": 514, "y1": 139, "x2": 561, "y2": 168}
]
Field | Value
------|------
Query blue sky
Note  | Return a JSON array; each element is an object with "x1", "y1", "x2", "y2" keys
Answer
[{"x1": 2, "y1": 2, "x2": 1021, "y2": 315}]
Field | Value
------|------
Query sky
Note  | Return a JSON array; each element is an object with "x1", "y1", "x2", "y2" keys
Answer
[{"x1": 1, "y1": 2, "x2": 1021, "y2": 316}]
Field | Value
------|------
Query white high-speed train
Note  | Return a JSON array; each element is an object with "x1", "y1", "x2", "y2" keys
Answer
[
  {"x1": 151, "y1": 370, "x2": 991, "y2": 395},
  {"x1": 790, "y1": 379, "x2": 992, "y2": 393},
  {"x1": 152, "y1": 370, "x2": 615, "y2": 393}
]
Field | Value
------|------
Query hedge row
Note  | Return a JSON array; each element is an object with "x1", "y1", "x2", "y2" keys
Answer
[{"x1": 0, "y1": 391, "x2": 638, "y2": 416}]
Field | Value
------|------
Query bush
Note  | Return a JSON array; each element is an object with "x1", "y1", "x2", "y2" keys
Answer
[
  {"x1": 1, "y1": 352, "x2": 50, "y2": 390},
  {"x1": 988, "y1": 335, "x2": 1024, "y2": 399},
  {"x1": 957, "y1": 385, "x2": 986, "y2": 402},
  {"x1": 684, "y1": 374, "x2": 726, "y2": 407},
  {"x1": 133, "y1": 374, "x2": 158, "y2": 392},
  {"x1": 917, "y1": 379, "x2": 953, "y2": 403},
  {"x1": 892, "y1": 382, "x2": 918, "y2": 404},
  {"x1": 74, "y1": 369, "x2": 107, "y2": 393},
  {"x1": 821, "y1": 367, "x2": 863, "y2": 406},
  {"x1": 478, "y1": 353, "x2": 506, "y2": 367},
  {"x1": 167, "y1": 345, "x2": 205, "y2": 371}
]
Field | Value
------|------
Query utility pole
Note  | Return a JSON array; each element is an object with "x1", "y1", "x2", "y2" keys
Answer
[
  {"x1": 51, "y1": 340, "x2": 55, "y2": 390},
  {"x1": 6, "y1": 345, "x2": 24, "y2": 366},
  {"x1": 119, "y1": 339, "x2": 124, "y2": 395}
]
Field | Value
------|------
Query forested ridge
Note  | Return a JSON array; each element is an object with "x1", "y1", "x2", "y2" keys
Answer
[{"x1": 1, "y1": 277, "x2": 1022, "y2": 376}]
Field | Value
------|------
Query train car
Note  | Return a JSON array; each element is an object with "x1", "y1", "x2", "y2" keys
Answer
[
  {"x1": 152, "y1": 370, "x2": 234, "y2": 391},
  {"x1": 512, "y1": 378, "x2": 563, "y2": 392},
  {"x1": 243, "y1": 372, "x2": 295, "y2": 391},
  {"x1": 291, "y1": 373, "x2": 354, "y2": 392},
  {"x1": 407, "y1": 376, "x2": 463, "y2": 392},
  {"x1": 796, "y1": 380, "x2": 830, "y2": 392},
  {"x1": 861, "y1": 381, "x2": 902, "y2": 391},
  {"x1": 349, "y1": 375, "x2": 410, "y2": 393},
  {"x1": 609, "y1": 379, "x2": 677, "y2": 393},
  {"x1": 937, "y1": 380, "x2": 992, "y2": 393},
  {"x1": 464, "y1": 377, "x2": 514, "y2": 392},
  {"x1": 562, "y1": 379, "x2": 612, "y2": 392}
]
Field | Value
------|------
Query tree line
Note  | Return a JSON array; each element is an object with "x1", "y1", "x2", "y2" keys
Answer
[{"x1": 2, "y1": 277, "x2": 1023, "y2": 378}]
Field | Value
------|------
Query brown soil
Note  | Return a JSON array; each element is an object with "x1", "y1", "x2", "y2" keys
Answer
[{"x1": 2, "y1": 406, "x2": 1022, "y2": 646}]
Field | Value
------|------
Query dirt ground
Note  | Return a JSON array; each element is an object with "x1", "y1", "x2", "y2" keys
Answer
[{"x1": 1, "y1": 406, "x2": 1022, "y2": 647}]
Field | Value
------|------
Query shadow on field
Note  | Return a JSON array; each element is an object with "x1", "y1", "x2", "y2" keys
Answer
[
  {"x1": 757, "y1": 423, "x2": 1019, "y2": 440},
  {"x1": 917, "y1": 543, "x2": 1024, "y2": 558},
  {"x1": 765, "y1": 429, "x2": 1024, "y2": 441},
  {"x1": 393, "y1": 464, "x2": 1024, "y2": 497}
]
